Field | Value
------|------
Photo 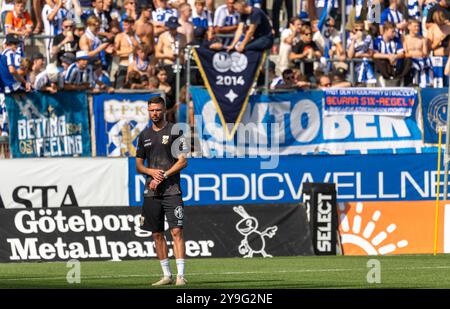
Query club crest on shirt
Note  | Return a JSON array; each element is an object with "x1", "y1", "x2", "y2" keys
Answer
[{"x1": 162, "y1": 135, "x2": 169, "y2": 144}]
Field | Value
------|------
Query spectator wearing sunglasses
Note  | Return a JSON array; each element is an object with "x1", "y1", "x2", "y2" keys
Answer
[
  {"x1": 289, "y1": 24, "x2": 322, "y2": 79},
  {"x1": 52, "y1": 19, "x2": 78, "y2": 65},
  {"x1": 347, "y1": 21, "x2": 376, "y2": 85}
]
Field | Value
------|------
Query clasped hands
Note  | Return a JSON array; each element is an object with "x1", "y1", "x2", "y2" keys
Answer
[{"x1": 149, "y1": 169, "x2": 166, "y2": 191}]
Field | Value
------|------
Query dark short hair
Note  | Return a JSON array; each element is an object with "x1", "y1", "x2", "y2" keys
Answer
[
  {"x1": 282, "y1": 68, "x2": 294, "y2": 79},
  {"x1": 148, "y1": 96, "x2": 166, "y2": 106}
]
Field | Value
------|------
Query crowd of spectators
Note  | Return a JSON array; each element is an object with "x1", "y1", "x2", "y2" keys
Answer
[{"x1": 1, "y1": 0, "x2": 450, "y2": 122}]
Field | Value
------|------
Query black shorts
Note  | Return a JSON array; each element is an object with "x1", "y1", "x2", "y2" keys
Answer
[{"x1": 140, "y1": 194, "x2": 184, "y2": 233}]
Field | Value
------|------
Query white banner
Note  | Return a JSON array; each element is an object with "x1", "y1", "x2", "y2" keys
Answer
[{"x1": 0, "y1": 158, "x2": 129, "y2": 208}]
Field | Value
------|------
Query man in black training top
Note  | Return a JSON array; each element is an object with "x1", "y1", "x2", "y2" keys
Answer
[
  {"x1": 136, "y1": 96, "x2": 188, "y2": 286},
  {"x1": 227, "y1": 0, "x2": 274, "y2": 52}
]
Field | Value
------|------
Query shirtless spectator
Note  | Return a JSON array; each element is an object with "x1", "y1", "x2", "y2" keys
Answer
[
  {"x1": 114, "y1": 16, "x2": 140, "y2": 88},
  {"x1": 427, "y1": 10, "x2": 450, "y2": 56},
  {"x1": 155, "y1": 16, "x2": 187, "y2": 87},
  {"x1": 79, "y1": 16, "x2": 111, "y2": 60},
  {"x1": 127, "y1": 45, "x2": 153, "y2": 81},
  {"x1": 152, "y1": 0, "x2": 178, "y2": 37},
  {"x1": 278, "y1": 17, "x2": 301, "y2": 74},
  {"x1": 405, "y1": 19, "x2": 433, "y2": 87},
  {"x1": 214, "y1": 0, "x2": 240, "y2": 47},
  {"x1": 178, "y1": 3, "x2": 194, "y2": 44},
  {"x1": 347, "y1": 21, "x2": 376, "y2": 85},
  {"x1": 135, "y1": 3, "x2": 155, "y2": 52}
]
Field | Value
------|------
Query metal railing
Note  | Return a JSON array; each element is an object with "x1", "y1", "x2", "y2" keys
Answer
[{"x1": 0, "y1": 136, "x2": 10, "y2": 159}]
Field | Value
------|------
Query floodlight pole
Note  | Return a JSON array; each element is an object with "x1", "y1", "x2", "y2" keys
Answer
[{"x1": 443, "y1": 83, "x2": 450, "y2": 200}]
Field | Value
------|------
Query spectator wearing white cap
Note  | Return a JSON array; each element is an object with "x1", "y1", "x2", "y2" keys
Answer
[
  {"x1": 34, "y1": 63, "x2": 61, "y2": 93},
  {"x1": 64, "y1": 50, "x2": 94, "y2": 90}
]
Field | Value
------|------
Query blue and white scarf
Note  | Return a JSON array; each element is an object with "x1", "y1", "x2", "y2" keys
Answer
[
  {"x1": 357, "y1": 58, "x2": 376, "y2": 84},
  {"x1": 408, "y1": 0, "x2": 421, "y2": 20},
  {"x1": 318, "y1": 0, "x2": 336, "y2": 73},
  {"x1": 411, "y1": 57, "x2": 433, "y2": 87}
]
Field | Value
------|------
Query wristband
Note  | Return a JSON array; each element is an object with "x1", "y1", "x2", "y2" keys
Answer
[{"x1": 163, "y1": 172, "x2": 168, "y2": 179}]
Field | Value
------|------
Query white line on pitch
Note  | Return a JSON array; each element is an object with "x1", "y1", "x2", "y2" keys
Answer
[{"x1": 2, "y1": 265, "x2": 450, "y2": 282}]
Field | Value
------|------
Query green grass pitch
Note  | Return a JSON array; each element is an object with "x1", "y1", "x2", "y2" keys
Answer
[{"x1": 1, "y1": 255, "x2": 450, "y2": 289}]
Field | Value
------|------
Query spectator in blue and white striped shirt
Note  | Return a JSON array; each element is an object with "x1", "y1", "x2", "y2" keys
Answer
[
  {"x1": 152, "y1": 0, "x2": 178, "y2": 37},
  {"x1": 192, "y1": 0, "x2": 213, "y2": 40},
  {"x1": 64, "y1": 50, "x2": 94, "y2": 90},
  {"x1": 0, "y1": 34, "x2": 31, "y2": 93},
  {"x1": 42, "y1": 0, "x2": 67, "y2": 63},
  {"x1": 373, "y1": 22, "x2": 411, "y2": 83},
  {"x1": 214, "y1": 0, "x2": 240, "y2": 46},
  {"x1": 380, "y1": 0, "x2": 408, "y2": 37}
]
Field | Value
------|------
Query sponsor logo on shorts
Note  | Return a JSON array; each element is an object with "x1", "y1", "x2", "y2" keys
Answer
[{"x1": 174, "y1": 206, "x2": 184, "y2": 220}]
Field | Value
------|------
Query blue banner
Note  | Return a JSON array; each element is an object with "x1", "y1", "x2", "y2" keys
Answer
[
  {"x1": 420, "y1": 87, "x2": 447, "y2": 144},
  {"x1": 192, "y1": 47, "x2": 265, "y2": 140},
  {"x1": 323, "y1": 88, "x2": 416, "y2": 116},
  {"x1": 92, "y1": 92, "x2": 159, "y2": 157},
  {"x1": 129, "y1": 153, "x2": 445, "y2": 206},
  {"x1": 190, "y1": 87, "x2": 426, "y2": 156},
  {"x1": 5, "y1": 92, "x2": 90, "y2": 158}
]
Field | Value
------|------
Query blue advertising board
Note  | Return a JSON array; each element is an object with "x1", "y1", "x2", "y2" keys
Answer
[{"x1": 129, "y1": 153, "x2": 444, "y2": 206}]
